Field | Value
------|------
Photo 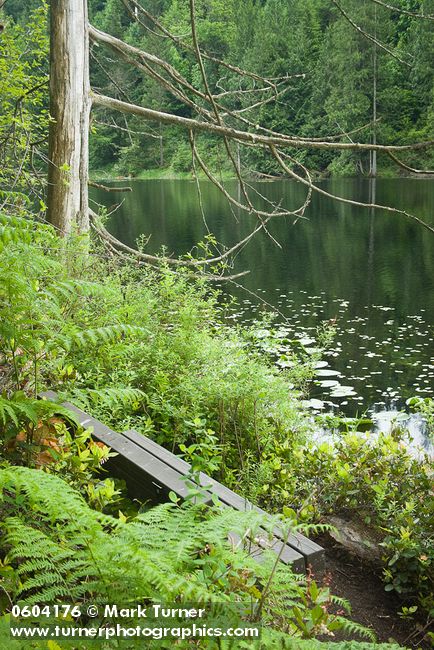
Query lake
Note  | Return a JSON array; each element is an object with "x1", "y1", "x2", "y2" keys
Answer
[{"x1": 90, "y1": 177, "x2": 434, "y2": 450}]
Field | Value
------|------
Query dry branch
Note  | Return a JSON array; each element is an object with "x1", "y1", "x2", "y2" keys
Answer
[
  {"x1": 368, "y1": 0, "x2": 434, "y2": 20},
  {"x1": 89, "y1": 181, "x2": 132, "y2": 192},
  {"x1": 121, "y1": 0, "x2": 291, "y2": 88},
  {"x1": 89, "y1": 210, "x2": 250, "y2": 280},
  {"x1": 91, "y1": 93, "x2": 434, "y2": 154},
  {"x1": 386, "y1": 152, "x2": 434, "y2": 175},
  {"x1": 270, "y1": 145, "x2": 434, "y2": 235},
  {"x1": 331, "y1": 0, "x2": 412, "y2": 67}
]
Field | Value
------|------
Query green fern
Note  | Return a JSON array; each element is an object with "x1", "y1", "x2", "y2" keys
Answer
[
  {"x1": 55, "y1": 324, "x2": 149, "y2": 352},
  {"x1": 332, "y1": 618, "x2": 377, "y2": 642},
  {"x1": 0, "y1": 467, "x2": 383, "y2": 649},
  {"x1": 0, "y1": 394, "x2": 77, "y2": 430},
  {"x1": 0, "y1": 215, "x2": 148, "y2": 446},
  {"x1": 0, "y1": 467, "x2": 265, "y2": 608},
  {"x1": 67, "y1": 386, "x2": 146, "y2": 410}
]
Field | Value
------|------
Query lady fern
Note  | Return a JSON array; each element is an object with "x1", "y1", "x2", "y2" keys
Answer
[
  {"x1": 0, "y1": 467, "x2": 264, "y2": 607},
  {"x1": 0, "y1": 467, "x2": 381, "y2": 649},
  {"x1": 0, "y1": 215, "x2": 148, "y2": 455}
]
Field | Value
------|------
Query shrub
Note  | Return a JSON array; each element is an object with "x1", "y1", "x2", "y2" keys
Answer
[{"x1": 0, "y1": 466, "x2": 377, "y2": 647}]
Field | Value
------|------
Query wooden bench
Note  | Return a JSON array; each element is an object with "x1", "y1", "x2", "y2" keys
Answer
[{"x1": 41, "y1": 391, "x2": 324, "y2": 574}]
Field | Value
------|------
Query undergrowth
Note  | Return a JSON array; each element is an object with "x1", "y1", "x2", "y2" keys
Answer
[
  {"x1": 0, "y1": 214, "x2": 432, "y2": 646},
  {"x1": 0, "y1": 467, "x2": 379, "y2": 647}
]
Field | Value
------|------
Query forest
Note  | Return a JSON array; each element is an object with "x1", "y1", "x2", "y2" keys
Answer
[
  {"x1": 0, "y1": 0, "x2": 433, "y2": 649},
  {"x1": 4, "y1": 0, "x2": 434, "y2": 178}
]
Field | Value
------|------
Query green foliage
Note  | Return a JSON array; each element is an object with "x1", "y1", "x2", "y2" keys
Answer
[
  {"x1": 0, "y1": 2, "x2": 49, "y2": 211},
  {"x1": 0, "y1": 215, "x2": 310, "y2": 501},
  {"x1": 0, "y1": 214, "x2": 145, "y2": 420},
  {"x1": 0, "y1": 216, "x2": 144, "y2": 512},
  {"x1": 407, "y1": 395, "x2": 434, "y2": 439},
  {"x1": 1, "y1": 215, "x2": 431, "y2": 622},
  {"x1": 286, "y1": 575, "x2": 376, "y2": 641},
  {"x1": 85, "y1": 0, "x2": 434, "y2": 177},
  {"x1": 0, "y1": 466, "x2": 377, "y2": 648},
  {"x1": 1, "y1": 3, "x2": 432, "y2": 645},
  {"x1": 30, "y1": 240, "x2": 311, "y2": 487},
  {"x1": 0, "y1": 466, "x2": 260, "y2": 607},
  {"x1": 257, "y1": 427, "x2": 433, "y2": 613}
]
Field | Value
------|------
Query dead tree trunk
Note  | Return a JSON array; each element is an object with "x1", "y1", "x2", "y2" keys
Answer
[{"x1": 47, "y1": 0, "x2": 90, "y2": 236}]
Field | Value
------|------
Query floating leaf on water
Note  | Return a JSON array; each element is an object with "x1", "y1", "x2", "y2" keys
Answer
[
  {"x1": 318, "y1": 380, "x2": 340, "y2": 388},
  {"x1": 314, "y1": 360, "x2": 329, "y2": 369},
  {"x1": 315, "y1": 369, "x2": 340, "y2": 377},
  {"x1": 299, "y1": 337, "x2": 315, "y2": 345},
  {"x1": 330, "y1": 385, "x2": 357, "y2": 398},
  {"x1": 276, "y1": 359, "x2": 295, "y2": 368},
  {"x1": 254, "y1": 329, "x2": 271, "y2": 338},
  {"x1": 302, "y1": 398, "x2": 325, "y2": 410}
]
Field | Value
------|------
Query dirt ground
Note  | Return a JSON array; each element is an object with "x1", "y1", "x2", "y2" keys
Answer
[{"x1": 314, "y1": 534, "x2": 433, "y2": 648}]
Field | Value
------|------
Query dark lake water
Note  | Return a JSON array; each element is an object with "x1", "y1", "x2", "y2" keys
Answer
[{"x1": 91, "y1": 178, "x2": 434, "y2": 450}]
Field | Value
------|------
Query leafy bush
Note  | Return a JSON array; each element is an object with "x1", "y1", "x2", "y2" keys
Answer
[
  {"x1": 0, "y1": 3, "x2": 49, "y2": 214},
  {"x1": 0, "y1": 466, "x2": 376, "y2": 647},
  {"x1": 0, "y1": 215, "x2": 141, "y2": 513},
  {"x1": 256, "y1": 429, "x2": 433, "y2": 614},
  {"x1": 0, "y1": 215, "x2": 431, "y2": 631}
]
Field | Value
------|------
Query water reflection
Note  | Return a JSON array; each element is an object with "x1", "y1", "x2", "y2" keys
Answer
[{"x1": 91, "y1": 178, "x2": 434, "y2": 436}]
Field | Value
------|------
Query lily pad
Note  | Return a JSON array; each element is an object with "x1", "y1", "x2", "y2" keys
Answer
[
  {"x1": 330, "y1": 385, "x2": 357, "y2": 398},
  {"x1": 304, "y1": 347, "x2": 321, "y2": 355},
  {"x1": 302, "y1": 398, "x2": 325, "y2": 410},
  {"x1": 299, "y1": 337, "x2": 315, "y2": 346}
]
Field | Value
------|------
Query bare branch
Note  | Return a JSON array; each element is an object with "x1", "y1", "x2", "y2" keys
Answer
[
  {"x1": 89, "y1": 24, "x2": 215, "y2": 122},
  {"x1": 387, "y1": 151, "x2": 434, "y2": 175},
  {"x1": 89, "y1": 180, "x2": 132, "y2": 192},
  {"x1": 214, "y1": 83, "x2": 278, "y2": 100},
  {"x1": 270, "y1": 145, "x2": 434, "y2": 235},
  {"x1": 91, "y1": 92, "x2": 434, "y2": 154},
  {"x1": 90, "y1": 50, "x2": 132, "y2": 103},
  {"x1": 331, "y1": 0, "x2": 412, "y2": 67},
  {"x1": 94, "y1": 119, "x2": 161, "y2": 139},
  {"x1": 89, "y1": 22, "x2": 295, "y2": 137},
  {"x1": 190, "y1": 133, "x2": 308, "y2": 220},
  {"x1": 229, "y1": 84, "x2": 292, "y2": 116},
  {"x1": 92, "y1": 18, "x2": 383, "y2": 150},
  {"x1": 368, "y1": 0, "x2": 434, "y2": 20},
  {"x1": 90, "y1": 210, "x2": 253, "y2": 279},
  {"x1": 189, "y1": 0, "x2": 256, "y2": 214},
  {"x1": 121, "y1": 0, "x2": 292, "y2": 88}
]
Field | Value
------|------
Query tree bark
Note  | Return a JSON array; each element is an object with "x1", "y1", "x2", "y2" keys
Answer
[
  {"x1": 47, "y1": 0, "x2": 90, "y2": 236},
  {"x1": 91, "y1": 93, "x2": 433, "y2": 154},
  {"x1": 370, "y1": 3, "x2": 378, "y2": 178}
]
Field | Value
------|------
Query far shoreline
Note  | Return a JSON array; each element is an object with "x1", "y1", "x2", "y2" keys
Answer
[{"x1": 90, "y1": 168, "x2": 425, "y2": 183}]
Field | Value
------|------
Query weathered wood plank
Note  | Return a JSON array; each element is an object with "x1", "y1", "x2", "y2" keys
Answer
[
  {"x1": 40, "y1": 392, "x2": 316, "y2": 572},
  {"x1": 120, "y1": 433, "x2": 305, "y2": 569},
  {"x1": 124, "y1": 429, "x2": 324, "y2": 572},
  {"x1": 41, "y1": 392, "x2": 212, "y2": 504}
]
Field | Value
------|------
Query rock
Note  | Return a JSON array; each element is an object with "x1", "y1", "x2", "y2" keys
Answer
[{"x1": 324, "y1": 515, "x2": 382, "y2": 565}]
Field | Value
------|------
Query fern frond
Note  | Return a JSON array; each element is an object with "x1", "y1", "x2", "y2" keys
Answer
[
  {"x1": 0, "y1": 395, "x2": 38, "y2": 426},
  {"x1": 330, "y1": 593, "x2": 352, "y2": 613},
  {"x1": 0, "y1": 394, "x2": 78, "y2": 428},
  {"x1": 333, "y1": 616, "x2": 377, "y2": 642},
  {"x1": 55, "y1": 324, "x2": 149, "y2": 351},
  {"x1": 68, "y1": 387, "x2": 146, "y2": 410}
]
